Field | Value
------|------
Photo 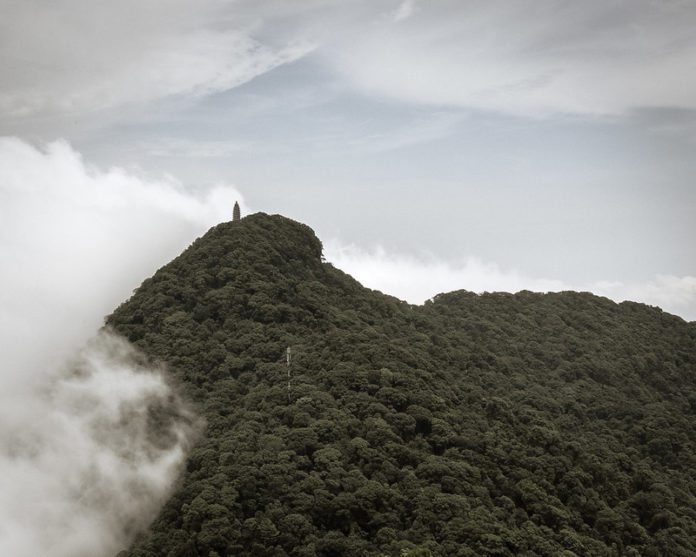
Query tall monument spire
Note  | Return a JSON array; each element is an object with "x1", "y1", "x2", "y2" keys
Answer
[{"x1": 233, "y1": 201, "x2": 241, "y2": 222}]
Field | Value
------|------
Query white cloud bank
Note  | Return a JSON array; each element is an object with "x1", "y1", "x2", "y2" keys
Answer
[
  {"x1": 325, "y1": 242, "x2": 696, "y2": 322},
  {"x1": 0, "y1": 137, "x2": 244, "y2": 372},
  {"x1": 0, "y1": 137, "x2": 242, "y2": 556},
  {"x1": 0, "y1": 330, "x2": 199, "y2": 557}
]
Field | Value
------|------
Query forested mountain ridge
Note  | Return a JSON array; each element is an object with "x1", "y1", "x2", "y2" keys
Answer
[{"x1": 107, "y1": 213, "x2": 696, "y2": 557}]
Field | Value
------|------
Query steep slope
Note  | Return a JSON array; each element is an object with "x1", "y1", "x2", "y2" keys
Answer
[{"x1": 108, "y1": 213, "x2": 696, "y2": 557}]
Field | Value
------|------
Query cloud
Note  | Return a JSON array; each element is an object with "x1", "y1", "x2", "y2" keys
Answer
[
  {"x1": 328, "y1": 0, "x2": 696, "y2": 116},
  {"x1": 139, "y1": 137, "x2": 257, "y2": 158},
  {"x1": 0, "y1": 137, "x2": 244, "y2": 371},
  {"x1": 5, "y1": 1, "x2": 695, "y2": 123},
  {"x1": 324, "y1": 241, "x2": 696, "y2": 321},
  {"x1": 0, "y1": 0, "x2": 312, "y2": 118},
  {"x1": 345, "y1": 111, "x2": 464, "y2": 152},
  {"x1": 0, "y1": 330, "x2": 200, "y2": 557},
  {"x1": 393, "y1": 0, "x2": 418, "y2": 22},
  {"x1": 591, "y1": 276, "x2": 696, "y2": 321},
  {"x1": 0, "y1": 137, "x2": 241, "y2": 555}
]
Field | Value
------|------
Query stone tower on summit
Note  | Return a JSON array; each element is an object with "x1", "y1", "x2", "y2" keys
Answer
[{"x1": 233, "y1": 201, "x2": 241, "y2": 222}]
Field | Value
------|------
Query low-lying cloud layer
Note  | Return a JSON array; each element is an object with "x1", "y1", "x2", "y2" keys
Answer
[
  {"x1": 0, "y1": 137, "x2": 243, "y2": 374},
  {"x1": 0, "y1": 137, "x2": 242, "y2": 556},
  {"x1": 0, "y1": 330, "x2": 199, "y2": 557},
  {"x1": 325, "y1": 241, "x2": 696, "y2": 321}
]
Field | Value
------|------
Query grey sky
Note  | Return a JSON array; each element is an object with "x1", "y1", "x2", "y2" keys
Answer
[
  {"x1": 9, "y1": 4, "x2": 696, "y2": 554},
  {"x1": 1, "y1": 0, "x2": 695, "y2": 318}
]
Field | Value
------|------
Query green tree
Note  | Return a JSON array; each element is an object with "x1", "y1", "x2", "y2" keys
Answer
[{"x1": 106, "y1": 213, "x2": 696, "y2": 557}]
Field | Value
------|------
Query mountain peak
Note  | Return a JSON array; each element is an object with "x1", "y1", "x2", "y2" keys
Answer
[
  {"x1": 108, "y1": 214, "x2": 696, "y2": 557},
  {"x1": 202, "y1": 212, "x2": 323, "y2": 266}
]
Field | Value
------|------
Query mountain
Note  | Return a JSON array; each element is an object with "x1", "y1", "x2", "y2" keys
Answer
[{"x1": 108, "y1": 213, "x2": 696, "y2": 557}]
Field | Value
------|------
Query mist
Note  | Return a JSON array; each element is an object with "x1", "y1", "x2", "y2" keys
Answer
[
  {"x1": 325, "y1": 241, "x2": 696, "y2": 321},
  {"x1": 0, "y1": 330, "x2": 200, "y2": 556},
  {"x1": 0, "y1": 137, "x2": 242, "y2": 555}
]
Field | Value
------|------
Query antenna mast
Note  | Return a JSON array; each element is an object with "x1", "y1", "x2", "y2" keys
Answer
[{"x1": 286, "y1": 347, "x2": 291, "y2": 403}]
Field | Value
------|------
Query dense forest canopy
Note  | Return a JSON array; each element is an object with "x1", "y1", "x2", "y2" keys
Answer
[{"x1": 108, "y1": 213, "x2": 696, "y2": 557}]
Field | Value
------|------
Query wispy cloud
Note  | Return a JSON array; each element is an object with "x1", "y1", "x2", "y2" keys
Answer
[
  {"x1": 393, "y1": 0, "x2": 419, "y2": 22},
  {"x1": 346, "y1": 111, "x2": 464, "y2": 152},
  {"x1": 0, "y1": 1, "x2": 313, "y2": 118},
  {"x1": 4, "y1": 1, "x2": 696, "y2": 124},
  {"x1": 329, "y1": 0, "x2": 696, "y2": 116},
  {"x1": 139, "y1": 138, "x2": 257, "y2": 158}
]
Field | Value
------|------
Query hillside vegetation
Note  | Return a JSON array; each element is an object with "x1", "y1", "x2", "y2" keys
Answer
[{"x1": 108, "y1": 213, "x2": 696, "y2": 557}]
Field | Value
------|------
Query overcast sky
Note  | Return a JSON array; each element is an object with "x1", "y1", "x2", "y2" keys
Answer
[
  {"x1": 5, "y1": 4, "x2": 695, "y2": 553},
  {"x1": 1, "y1": 0, "x2": 695, "y2": 320}
]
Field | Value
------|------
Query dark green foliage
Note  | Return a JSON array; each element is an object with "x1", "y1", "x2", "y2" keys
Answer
[{"x1": 108, "y1": 213, "x2": 696, "y2": 557}]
